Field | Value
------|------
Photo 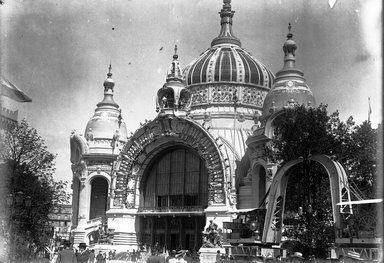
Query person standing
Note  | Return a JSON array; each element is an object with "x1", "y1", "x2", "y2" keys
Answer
[
  {"x1": 131, "y1": 249, "x2": 138, "y2": 262},
  {"x1": 96, "y1": 251, "x2": 104, "y2": 263},
  {"x1": 215, "y1": 250, "x2": 221, "y2": 263},
  {"x1": 56, "y1": 240, "x2": 77, "y2": 263},
  {"x1": 88, "y1": 250, "x2": 95, "y2": 263},
  {"x1": 76, "y1": 243, "x2": 90, "y2": 263}
]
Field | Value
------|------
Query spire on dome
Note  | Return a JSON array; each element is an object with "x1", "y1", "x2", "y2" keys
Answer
[
  {"x1": 98, "y1": 64, "x2": 118, "y2": 107},
  {"x1": 211, "y1": 0, "x2": 241, "y2": 47},
  {"x1": 282, "y1": 23, "x2": 298, "y2": 69},
  {"x1": 166, "y1": 44, "x2": 183, "y2": 81},
  {"x1": 103, "y1": 63, "x2": 115, "y2": 91}
]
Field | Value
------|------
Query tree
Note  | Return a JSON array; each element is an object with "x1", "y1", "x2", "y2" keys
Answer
[
  {"x1": 266, "y1": 104, "x2": 378, "y2": 258},
  {"x1": 341, "y1": 121, "x2": 378, "y2": 198},
  {"x1": 0, "y1": 120, "x2": 71, "y2": 261}
]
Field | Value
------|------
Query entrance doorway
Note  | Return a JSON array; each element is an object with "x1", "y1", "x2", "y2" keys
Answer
[{"x1": 139, "y1": 215, "x2": 205, "y2": 251}]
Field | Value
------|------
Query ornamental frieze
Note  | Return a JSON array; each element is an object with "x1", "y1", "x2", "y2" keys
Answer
[
  {"x1": 87, "y1": 165, "x2": 113, "y2": 174},
  {"x1": 189, "y1": 84, "x2": 268, "y2": 108},
  {"x1": 113, "y1": 115, "x2": 229, "y2": 209}
]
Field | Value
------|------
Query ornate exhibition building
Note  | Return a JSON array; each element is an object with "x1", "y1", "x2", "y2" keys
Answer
[{"x1": 69, "y1": 0, "x2": 380, "y2": 260}]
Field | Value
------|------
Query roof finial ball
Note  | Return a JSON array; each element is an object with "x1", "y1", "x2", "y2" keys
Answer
[
  {"x1": 283, "y1": 23, "x2": 297, "y2": 56},
  {"x1": 104, "y1": 63, "x2": 115, "y2": 91}
]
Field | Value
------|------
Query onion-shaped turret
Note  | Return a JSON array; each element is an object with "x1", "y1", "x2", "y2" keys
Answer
[{"x1": 156, "y1": 45, "x2": 192, "y2": 116}]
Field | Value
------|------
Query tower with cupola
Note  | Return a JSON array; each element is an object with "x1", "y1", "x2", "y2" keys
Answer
[{"x1": 70, "y1": 65, "x2": 127, "y2": 246}]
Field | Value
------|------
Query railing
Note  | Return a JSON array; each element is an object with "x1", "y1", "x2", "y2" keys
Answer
[{"x1": 137, "y1": 206, "x2": 205, "y2": 213}]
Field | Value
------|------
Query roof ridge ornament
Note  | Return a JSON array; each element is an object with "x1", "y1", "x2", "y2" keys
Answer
[{"x1": 211, "y1": 0, "x2": 241, "y2": 47}]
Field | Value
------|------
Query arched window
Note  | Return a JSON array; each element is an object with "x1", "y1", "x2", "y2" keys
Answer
[
  {"x1": 89, "y1": 177, "x2": 108, "y2": 220},
  {"x1": 141, "y1": 147, "x2": 209, "y2": 211}
]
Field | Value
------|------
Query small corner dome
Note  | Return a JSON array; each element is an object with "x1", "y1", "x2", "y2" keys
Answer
[
  {"x1": 84, "y1": 109, "x2": 128, "y2": 143},
  {"x1": 262, "y1": 23, "x2": 316, "y2": 118},
  {"x1": 84, "y1": 65, "x2": 128, "y2": 145}
]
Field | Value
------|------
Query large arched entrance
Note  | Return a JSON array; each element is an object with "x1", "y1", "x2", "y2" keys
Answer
[
  {"x1": 138, "y1": 146, "x2": 209, "y2": 251},
  {"x1": 90, "y1": 177, "x2": 109, "y2": 220}
]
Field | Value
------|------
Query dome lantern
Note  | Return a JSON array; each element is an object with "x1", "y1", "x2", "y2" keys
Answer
[
  {"x1": 97, "y1": 64, "x2": 118, "y2": 108},
  {"x1": 157, "y1": 45, "x2": 192, "y2": 116}
]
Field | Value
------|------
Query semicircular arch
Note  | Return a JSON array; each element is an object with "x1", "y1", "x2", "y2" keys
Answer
[
  {"x1": 112, "y1": 115, "x2": 231, "y2": 209},
  {"x1": 262, "y1": 154, "x2": 352, "y2": 243}
]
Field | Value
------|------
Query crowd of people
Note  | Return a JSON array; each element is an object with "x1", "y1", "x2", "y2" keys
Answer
[
  {"x1": 52, "y1": 240, "x2": 117, "y2": 263},
  {"x1": 50, "y1": 240, "x2": 346, "y2": 263}
]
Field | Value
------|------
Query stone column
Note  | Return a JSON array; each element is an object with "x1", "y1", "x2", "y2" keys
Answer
[{"x1": 72, "y1": 171, "x2": 90, "y2": 245}]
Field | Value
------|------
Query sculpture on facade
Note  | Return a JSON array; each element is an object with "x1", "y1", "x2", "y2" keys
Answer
[{"x1": 202, "y1": 220, "x2": 223, "y2": 247}]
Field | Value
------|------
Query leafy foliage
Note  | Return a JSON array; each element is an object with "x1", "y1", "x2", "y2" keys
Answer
[
  {"x1": 283, "y1": 162, "x2": 335, "y2": 258},
  {"x1": 0, "y1": 120, "x2": 71, "y2": 260}
]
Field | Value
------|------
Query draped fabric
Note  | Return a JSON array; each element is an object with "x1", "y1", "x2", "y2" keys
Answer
[{"x1": 142, "y1": 147, "x2": 209, "y2": 210}]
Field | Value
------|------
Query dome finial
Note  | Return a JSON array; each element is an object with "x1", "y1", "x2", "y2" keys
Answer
[
  {"x1": 211, "y1": 0, "x2": 241, "y2": 47},
  {"x1": 283, "y1": 23, "x2": 297, "y2": 57},
  {"x1": 173, "y1": 44, "x2": 178, "y2": 60},
  {"x1": 103, "y1": 63, "x2": 115, "y2": 91}
]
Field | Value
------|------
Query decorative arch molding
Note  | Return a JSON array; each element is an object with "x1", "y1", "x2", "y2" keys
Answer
[
  {"x1": 251, "y1": 161, "x2": 269, "y2": 207},
  {"x1": 70, "y1": 132, "x2": 89, "y2": 164},
  {"x1": 262, "y1": 154, "x2": 353, "y2": 243},
  {"x1": 263, "y1": 110, "x2": 285, "y2": 139},
  {"x1": 112, "y1": 115, "x2": 232, "y2": 209},
  {"x1": 88, "y1": 171, "x2": 111, "y2": 185}
]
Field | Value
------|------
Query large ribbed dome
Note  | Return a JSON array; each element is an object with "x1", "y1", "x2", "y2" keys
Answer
[
  {"x1": 183, "y1": 0, "x2": 274, "y2": 114},
  {"x1": 184, "y1": 46, "x2": 274, "y2": 88}
]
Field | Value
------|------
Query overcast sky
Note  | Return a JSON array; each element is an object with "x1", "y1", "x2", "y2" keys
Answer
[{"x1": 1, "y1": 0, "x2": 381, "y2": 183}]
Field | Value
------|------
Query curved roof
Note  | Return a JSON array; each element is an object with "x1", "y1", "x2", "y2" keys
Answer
[{"x1": 184, "y1": 46, "x2": 274, "y2": 88}]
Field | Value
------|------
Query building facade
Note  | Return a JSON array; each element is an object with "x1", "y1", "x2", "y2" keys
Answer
[
  {"x1": 70, "y1": 0, "x2": 275, "y2": 252},
  {"x1": 49, "y1": 204, "x2": 72, "y2": 244},
  {"x1": 69, "y1": 1, "x2": 379, "y2": 260}
]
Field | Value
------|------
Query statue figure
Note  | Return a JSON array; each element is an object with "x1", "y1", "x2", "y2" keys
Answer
[{"x1": 202, "y1": 220, "x2": 223, "y2": 247}]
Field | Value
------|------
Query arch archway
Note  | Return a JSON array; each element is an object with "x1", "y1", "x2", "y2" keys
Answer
[
  {"x1": 138, "y1": 146, "x2": 208, "y2": 250},
  {"x1": 262, "y1": 154, "x2": 352, "y2": 244},
  {"x1": 251, "y1": 163, "x2": 267, "y2": 207},
  {"x1": 113, "y1": 115, "x2": 231, "y2": 210}
]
